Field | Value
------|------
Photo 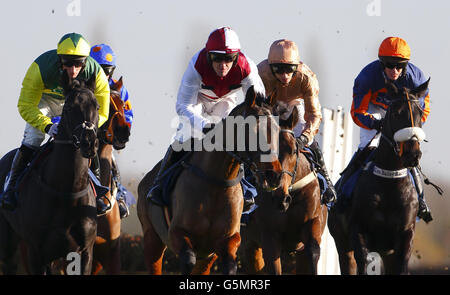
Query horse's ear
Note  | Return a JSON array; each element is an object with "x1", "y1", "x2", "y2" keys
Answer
[
  {"x1": 279, "y1": 104, "x2": 299, "y2": 129},
  {"x1": 277, "y1": 104, "x2": 299, "y2": 130},
  {"x1": 86, "y1": 73, "x2": 97, "y2": 92},
  {"x1": 385, "y1": 80, "x2": 399, "y2": 96},
  {"x1": 114, "y1": 76, "x2": 123, "y2": 92},
  {"x1": 60, "y1": 70, "x2": 75, "y2": 94},
  {"x1": 266, "y1": 90, "x2": 277, "y2": 107},
  {"x1": 245, "y1": 86, "x2": 257, "y2": 108},
  {"x1": 411, "y1": 77, "x2": 430, "y2": 98}
]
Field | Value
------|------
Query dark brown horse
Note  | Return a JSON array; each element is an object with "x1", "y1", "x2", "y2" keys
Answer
[
  {"x1": 92, "y1": 77, "x2": 131, "y2": 275},
  {"x1": 328, "y1": 79, "x2": 430, "y2": 275},
  {"x1": 137, "y1": 87, "x2": 283, "y2": 275},
  {"x1": 241, "y1": 105, "x2": 327, "y2": 274},
  {"x1": 0, "y1": 76, "x2": 100, "y2": 275}
]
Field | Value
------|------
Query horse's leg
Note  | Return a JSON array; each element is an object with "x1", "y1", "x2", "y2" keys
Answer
[
  {"x1": 191, "y1": 254, "x2": 218, "y2": 275},
  {"x1": 216, "y1": 232, "x2": 241, "y2": 275},
  {"x1": 337, "y1": 250, "x2": 357, "y2": 275},
  {"x1": 93, "y1": 203, "x2": 121, "y2": 275},
  {"x1": 296, "y1": 218, "x2": 321, "y2": 274},
  {"x1": 0, "y1": 217, "x2": 19, "y2": 275},
  {"x1": 143, "y1": 225, "x2": 167, "y2": 275},
  {"x1": 95, "y1": 145, "x2": 122, "y2": 275},
  {"x1": 261, "y1": 232, "x2": 282, "y2": 275},
  {"x1": 27, "y1": 247, "x2": 46, "y2": 275},
  {"x1": 242, "y1": 240, "x2": 265, "y2": 274},
  {"x1": 351, "y1": 224, "x2": 369, "y2": 275},
  {"x1": 80, "y1": 245, "x2": 95, "y2": 275},
  {"x1": 390, "y1": 227, "x2": 415, "y2": 275}
]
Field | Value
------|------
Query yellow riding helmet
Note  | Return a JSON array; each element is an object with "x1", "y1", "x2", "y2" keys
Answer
[
  {"x1": 268, "y1": 39, "x2": 300, "y2": 65},
  {"x1": 57, "y1": 33, "x2": 91, "y2": 57}
]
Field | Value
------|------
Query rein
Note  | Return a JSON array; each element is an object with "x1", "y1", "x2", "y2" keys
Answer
[
  {"x1": 101, "y1": 94, "x2": 126, "y2": 145},
  {"x1": 279, "y1": 129, "x2": 316, "y2": 194}
]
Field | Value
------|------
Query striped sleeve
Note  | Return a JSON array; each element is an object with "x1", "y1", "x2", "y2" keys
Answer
[{"x1": 351, "y1": 75, "x2": 378, "y2": 130}]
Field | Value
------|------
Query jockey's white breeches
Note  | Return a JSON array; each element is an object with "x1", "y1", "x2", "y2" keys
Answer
[{"x1": 22, "y1": 94, "x2": 64, "y2": 148}]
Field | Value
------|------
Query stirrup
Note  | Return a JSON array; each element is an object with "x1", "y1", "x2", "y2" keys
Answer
[
  {"x1": 243, "y1": 197, "x2": 255, "y2": 212},
  {"x1": 96, "y1": 196, "x2": 111, "y2": 216},
  {"x1": 118, "y1": 198, "x2": 130, "y2": 219}
]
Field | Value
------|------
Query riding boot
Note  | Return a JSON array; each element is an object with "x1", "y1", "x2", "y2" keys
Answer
[
  {"x1": 91, "y1": 153, "x2": 109, "y2": 216},
  {"x1": 309, "y1": 141, "x2": 337, "y2": 205},
  {"x1": 336, "y1": 146, "x2": 374, "y2": 193},
  {"x1": 147, "y1": 145, "x2": 176, "y2": 206},
  {"x1": 410, "y1": 167, "x2": 432, "y2": 223},
  {"x1": 1, "y1": 145, "x2": 35, "y2": 210}
]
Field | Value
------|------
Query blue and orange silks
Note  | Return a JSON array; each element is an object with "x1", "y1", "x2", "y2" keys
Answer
[{"x1": 351, "y1": 60, "x2": 430, "y2": 130}]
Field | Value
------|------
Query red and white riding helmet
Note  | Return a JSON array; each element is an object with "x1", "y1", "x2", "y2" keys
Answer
[{"x1": 205, "y1": 26, "x2": 241, "y2": 54}]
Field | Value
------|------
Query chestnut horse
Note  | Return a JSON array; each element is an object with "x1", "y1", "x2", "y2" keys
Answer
[
  {"x1": 0, "y1": 76, "x2": 99, "y2": 274},
  {"x1": 241, "y1": 105, "x2": 327, "y2": 274},
  {"x1": 328, "y1": 79, "x2": 430, "y2": 274},
  {"x1": 137, "y1": 87, "x2": 283, "y2": 275},
  {"x1": 92, "y1": 77, "x2": 131, "y2": 275}
]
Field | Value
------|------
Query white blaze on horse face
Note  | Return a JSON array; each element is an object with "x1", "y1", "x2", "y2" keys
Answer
[
  {"x1": 393, "y1": 127, "x2": 426, "y2": 142},
  {"x1": 258, "y1": 115, "x2": 280, "y2": 163}
]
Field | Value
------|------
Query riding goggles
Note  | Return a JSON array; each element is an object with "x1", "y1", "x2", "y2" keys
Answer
[
  {"x1": 61, "y1": 58, "x2": 86, "y2": 68},
  {"x1": 270, "y1": 63, "x2": 298, "y2": 74},
  {"x1": 382, "y1": 61, "x2": 408, "y2": 70},
  {"x1": 209, "y1": 52, "x2": 238, "y2": 63}
]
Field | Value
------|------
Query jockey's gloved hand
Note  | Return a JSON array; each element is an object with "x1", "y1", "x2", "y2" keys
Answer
[
  {"x1": 372, "y1": 119, "x2": 383, "y2": 132},
  {"x1": 202, "y1": 123, "x2": 216, "y2": 135},
  {"x1": 297, "y1": 134, "x2": 309, "y2": 149},
  {"x1": 45, "y1": 123, "x2": 59, "y2": 137}
]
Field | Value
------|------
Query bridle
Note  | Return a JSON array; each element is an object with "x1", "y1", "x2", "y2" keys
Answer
[
  {"x1": 279, "y1": 129, "x2": 300, "y2": 187},
  {"x1": 380, "y1": 90, "x2": 424, "y2": 157},
  {"x1": 100, "y1": 90, "x2": 128, "y2": 145},
  {"x1": 53, "y1": 92, "x2": 98, "y2": 148}
]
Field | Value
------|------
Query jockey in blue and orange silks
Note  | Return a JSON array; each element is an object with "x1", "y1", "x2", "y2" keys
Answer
[
  {"x1": 337, "y1": 36, "x2": 432, "y2": 221},
  {"x1": 90, "y1": 43, "x2": 134, "y2": 218}
]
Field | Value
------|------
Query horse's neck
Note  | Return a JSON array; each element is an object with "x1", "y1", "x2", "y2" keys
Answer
[
  {"x1": 97, "y1": 143, "x2": 113, "y2": 186},
  {"x1": 43, "y1": 145, "x2": 89, "y2": 192},
  {"x1": 373, "y1": 140, "x2": 404, "y2": 170},
  {"x1": 192, "y1": 151, "x2": 241, "y2": 180}
]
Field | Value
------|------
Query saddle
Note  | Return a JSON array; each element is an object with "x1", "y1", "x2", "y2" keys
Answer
[{"x1": 1, "y1": 141, "x2": 109, "y2": 199}]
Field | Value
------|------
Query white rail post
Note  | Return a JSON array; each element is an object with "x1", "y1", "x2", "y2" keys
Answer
[{"x1": 316, "y1": 106, "x2": 353, "y2": 275}]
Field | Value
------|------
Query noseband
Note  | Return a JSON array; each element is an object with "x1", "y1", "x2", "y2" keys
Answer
[{"x1": 380, "y1": 91, "x2": 424, "y2": 157}]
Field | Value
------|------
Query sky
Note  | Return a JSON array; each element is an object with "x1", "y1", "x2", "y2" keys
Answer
[{"x1": 0, "y1": 1, "x2": 448, "y2": 264}]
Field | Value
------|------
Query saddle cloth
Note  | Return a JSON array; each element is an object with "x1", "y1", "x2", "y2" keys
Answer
[
  {"x1": 1, "y1": 141, "x2": 109, "y2": 200},
  {"x1": 150, "y1": 154, "x2": 258, "y2": 213}
]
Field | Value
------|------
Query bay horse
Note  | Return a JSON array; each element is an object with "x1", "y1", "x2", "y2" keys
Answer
[
  {"x1": 241, "y1": 104, "x2": 327, "y2": 274},
  {"x1": 92, "y1": 77, "x2": 131, "y2": 275},
  {"x1": 328, "y1": 79, "x2": 430, "y2": 275},
  {"x1": 137, "y1": 87, "x2": 283, "y2": 275},
  {"x1": 0, "y1": 75, "x2": 100, "y2": 275}
]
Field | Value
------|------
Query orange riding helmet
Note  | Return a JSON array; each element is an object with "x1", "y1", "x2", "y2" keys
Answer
[{"x1": 378, "y1": 37, "x2": 411, "y2": 60}]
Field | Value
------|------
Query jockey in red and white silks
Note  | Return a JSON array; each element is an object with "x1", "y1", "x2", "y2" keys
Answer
[{"x1": 174, "y1": 27, "x2": 265, "y2": 142}]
